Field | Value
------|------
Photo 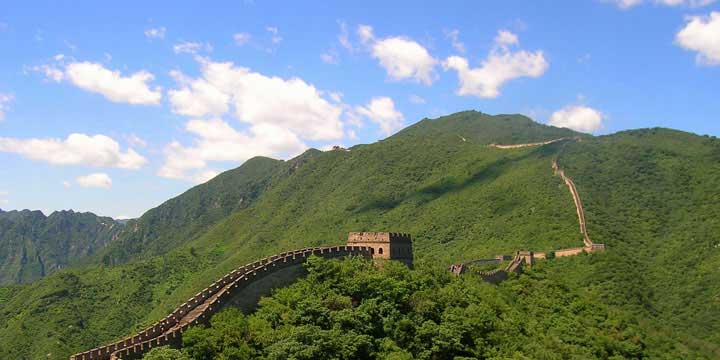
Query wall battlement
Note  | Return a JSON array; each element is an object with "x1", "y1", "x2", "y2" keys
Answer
[{"x1": 347, "y1": 232, "x2": 412, "y2": 243}]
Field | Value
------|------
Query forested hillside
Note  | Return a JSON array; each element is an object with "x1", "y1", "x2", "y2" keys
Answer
[
  {"x1": 0, "y1": 111, "x2": 718, "y2": 359},
  {"x1": 95, "y1": 155, "x2": 289, "y2": 265},
  {"x1": 0, "y1": 209, "x2": 121, "y2": 284}
]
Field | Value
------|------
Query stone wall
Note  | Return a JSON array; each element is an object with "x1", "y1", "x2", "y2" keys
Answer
[
  {"x1": 555, "y1": 247, "x2": 585, "y2": 257},
  {"x1": 488, "y1": 138, "x2": 566, "y2": 149},
  {"x1": 70, "y1": 246, "x2": 373, "y2": 360}
]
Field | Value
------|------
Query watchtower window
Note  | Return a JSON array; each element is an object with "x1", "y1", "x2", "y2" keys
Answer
[{"x1": 378, "y1": 247, "x2": 383, "y2": 255}]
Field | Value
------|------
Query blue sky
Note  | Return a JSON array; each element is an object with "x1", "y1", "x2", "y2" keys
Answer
[{"x1": 1, "y1": 0, "x2": 719, "y2": 218}]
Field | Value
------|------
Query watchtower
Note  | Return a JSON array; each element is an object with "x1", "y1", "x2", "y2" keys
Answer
[{"x1": 347, "y1": 232, "x2": 413, "y2": 267}]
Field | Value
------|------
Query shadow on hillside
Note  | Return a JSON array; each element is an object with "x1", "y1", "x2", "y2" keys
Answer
[{"x1": 353, "y1": 143, "x2": 563, "y2": 214}]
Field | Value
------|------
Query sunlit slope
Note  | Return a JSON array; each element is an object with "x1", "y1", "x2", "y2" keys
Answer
[
  {"x1": 93, "y1": 155, "x2": 287, "y2": 266},
  {"x1": 545, "y1": 128, "x2": 720, "y2": 351}
]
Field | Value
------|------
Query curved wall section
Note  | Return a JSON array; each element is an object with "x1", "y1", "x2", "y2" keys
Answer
[{"x1": 70, "y1": 246, "x2": 373, "y2": 360}]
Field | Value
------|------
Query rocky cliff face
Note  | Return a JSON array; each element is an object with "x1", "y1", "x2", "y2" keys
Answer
[{"x1": 0, "y1": 209, "x2": 122, "y2": 284}]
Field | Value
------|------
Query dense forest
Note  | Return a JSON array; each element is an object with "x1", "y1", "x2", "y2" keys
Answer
[
  {"x1": 142, "y1": 256, "x2": 696, "y2": 359},
  {"x1": 0, "y1": 111, "x2": 718, "y2": 359}
]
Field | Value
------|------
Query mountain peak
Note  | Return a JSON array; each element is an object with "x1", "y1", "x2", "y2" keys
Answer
[{"x1": 394, "y1": 110, "x2": 580, "y2": 145}]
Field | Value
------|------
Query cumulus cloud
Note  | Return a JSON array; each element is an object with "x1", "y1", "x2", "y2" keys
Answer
[
  {"x1": 494, "y1": 30, "x2": 519, "y2": 47},
  {"x1": 0, "y1": 133, "x2": 147, "y2": 169},
  {"x1": 676, "y1": 11, "x2": 720, "y2": 65},
  {"x1": 548, "y1": 105, "x2": 604, "y2": 133},
  {"x1": 65, "y1": 62, "x2": 162, "y2": 104},
  {"x1": 0, "y1": 93, "x2": 14, "y2": 121},
  {"x1": 33, "y1": 60, "x2": 162, "y2": 105},
  {"x1": 168, "y1": 58, "x2": 344, "y2": 140},
  {"x1": 612, "y1": 0, "x2": 714, "y2": 8},
  {"x1": 168, "y1": 69, "x2": 230, "y2": 117},
  {"x1": 144, "y1": 27, "x2": 166, "y2": 39},
  {"x1": 158, "y1": 118, "x2": 306, "y2": 183},
  {"x1": 76, "y1": 173, "x2": 112, "y2": 188},
  {"x1": 234, "y1": 32, "x2": 251, "y2": 46},
  {"x1": 355, "y1": 97, "x2": 405, "y2": 135},
  {"x1": 359, "y1": 24, "x2": 438, "y2": 85},
  {"x1": 443, "y1": 30, "x2": 548, "y2": 98}
]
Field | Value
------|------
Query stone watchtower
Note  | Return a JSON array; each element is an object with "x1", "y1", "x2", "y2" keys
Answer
[{"x1": 347, "y1": 232, "x2": 413, "y2": 267}]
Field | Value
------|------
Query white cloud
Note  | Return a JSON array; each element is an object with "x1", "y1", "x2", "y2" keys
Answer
[
  {"x1": 168, "y1": 69, "x2": 230, "y2": 117},
  {"x1": 77, "y1": 173, "x2": 112, "y2": 189},
  {"x1": 234, "y1": 32, "x2": 251, "y2": 46},
  {"x1": 360, "y1": 25, "x2": 438, "y2": 85},
  {"x1": 328, "y1": 91, "x2": 343, "y2": 103},
  {"x1": 32, "y1": 64, "x2": 64, "y2": 82},
  {"x1": 65, "y1": 62, "x2": 162, "y2": 105},
  {"x1": 443, "y1": 30, "x2": 548, "y2": 98},
  {"x1": 266, "y1": 26, "x2": 282, "y2": 44},
  {"x1": 408, "y1": 94, "x2": 426, "y2": 104},
  {"x1": 0, "y1": 93, "x2": 14, "y2": 121},
  {"x1": 358, "y1": 25, "x2": 374, "y2": 44},
  {"x1": 125, "y1": 134, "x2": 147, "y2": 148},
  {"x1": 158, "y1": 118, "x2": 306, "y2": 183},
  {"x1": 174, "y1": 41, "x2": 213, "y2": 54},
  {"x1": 612, "y1": 0, "x2": 714, "y2": 8},
  {"x1": 0, "y1": 191, "x2": 7, "y2": 205},
  {"x1": 676, "y1": 11, "x2": 720, "y2": 65},
  {"x1": 0, "y1": 133, "x2": 147, "y2": 169},
  {"x1": 34, "y1": 60, "x2": 162, "y2": 105},
  {"x1": 355, "y1": 97, "x2": 404, "y2": 135},
  {"x1": 168, "y1": 58, "x2": 344, "y2": 141},
  {"x1": 548, "y1": 105, "x2": 604, "y2": 133},
  {"x1": 338, "y1": 21, "x2": 353, "y2": 50},
  {"x1": 144, "y1": 27, "x2": 166, "y2": 39},
  {"x1": 63, "y1": 180, "x2": 71, "y2": 188},
  {"x1": 445, "y1": 29, "x2": 466, "y2": 53},
  {"x1": 495, "y1": 30, "x2": 519, "y2": 48},
  {"x1": 321, "y1": 50, "x2": 339, "y2": 64}
]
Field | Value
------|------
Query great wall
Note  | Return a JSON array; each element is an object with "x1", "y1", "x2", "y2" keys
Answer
[
  {"x1": 72, "y1": 138, "x2": 603, "y2": 360},
  {"x1": 71, "y1": 233, "x2": 413, "y2": 360},
  {"x1": 449, "y1": 138, "x2": 605, "y2": 277}
]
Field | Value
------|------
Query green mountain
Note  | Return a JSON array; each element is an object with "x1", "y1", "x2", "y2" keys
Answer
[
  {"x1": 0, "y1": 209, "x2": 122, "y2": 285},
  {"x1": 0, "y1": 111, "x2": 718, "y2": 359},
  {"x1": 95, "y1": 154, "x2": 288, "y2": 266}
]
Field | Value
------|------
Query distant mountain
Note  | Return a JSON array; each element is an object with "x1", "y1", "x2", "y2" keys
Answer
[
  {"x1": 94, "y1": 154, "x2": 291, "y2": 266},
  {"x1": 1, "y1": 111, "x2": 718, "y2": 359},
  {"x1": 0, "y1": 209, "x2": 122, "y2": 284}
]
